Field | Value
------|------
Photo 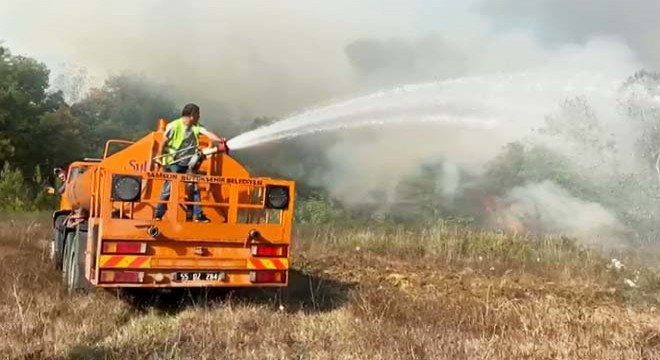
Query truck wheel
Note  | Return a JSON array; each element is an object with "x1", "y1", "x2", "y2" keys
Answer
[
  {"x1": 62, "y1": 231, "x2": 74, "y2": 282},
  {"x1": 52, "y1": 214, "x2": 68, "y2": 269},
  {"x1": 66, "y1": 228, "x2": 91, "y2": 293},
  {"x1": 51, "y1": 229, "x2": 65, "y2": 270}
]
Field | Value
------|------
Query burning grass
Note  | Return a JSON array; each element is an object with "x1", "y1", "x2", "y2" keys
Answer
[{"x1": 2, "y1": 215, "x2": 660, "y2": 359}]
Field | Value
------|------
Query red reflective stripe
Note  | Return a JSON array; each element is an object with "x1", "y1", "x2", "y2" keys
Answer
[
  {"x1": 113, "y1": 271, "x2": 142, "y2": 283},
  {"x1": 256, "y1": 247, "x2": 279, "y2": 257},
  {"x1": 271, "y1": 259, "x2": 285, "y2": 269},
  {"x1": 251, "y1": 259, "x2": 266, "y2": 269},
  {"x1": 255, "y1": 272, "x2": 278, "y2": 282},
  {"x1": 103, "y1": 256, "x2": 123, "y2": 268},
  {"x1": 102, "y1": 242, "x2": 146, "y2": 254},
  {"x1": 252, "y1": 245, "x2": 287, "y2": 257},
  {"x1": 115, "y1": 243, "x2": 145, "y2": 254},
  {"x1": 128, "y1": 256, "x2": 147, "y2": 268}
]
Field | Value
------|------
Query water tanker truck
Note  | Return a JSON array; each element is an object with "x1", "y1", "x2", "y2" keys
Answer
[{"x1": 50, "y1": 119, "x2": 295, "y2": 292}]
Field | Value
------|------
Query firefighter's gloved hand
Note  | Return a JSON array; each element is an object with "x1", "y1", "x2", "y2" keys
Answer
[
  {"x1": 152, "y1": 160, "x2": 164, "y2": 172},
  {"x1": 219, "y1": 138, "x2": 230, "y2": 154},
  {"x1": 198, "y1": 149, "x2": 207, "y2": 161}
]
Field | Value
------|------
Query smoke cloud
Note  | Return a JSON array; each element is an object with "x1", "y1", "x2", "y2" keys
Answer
[
  {"x1": 494, "y1": 181, "x2": 627, "y2": 248},
  {"x1": 479, "y1": 0, "x2": 660, "y2": 66},
  {"x1": 2, "y1": 1, "x2": 659, "y2": 245},
  {"x1": 0, "y1": 0, "x2": 418, "y2": 118}
]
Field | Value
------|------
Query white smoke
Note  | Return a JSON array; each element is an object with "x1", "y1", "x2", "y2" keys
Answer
[{"x1": 495, "y1": 181, "x2": 627, "y2": 248}]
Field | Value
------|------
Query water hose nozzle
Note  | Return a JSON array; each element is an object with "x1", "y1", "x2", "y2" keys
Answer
[{"x1": 219, "y1": 138, "x2": 230, "y2": 154}]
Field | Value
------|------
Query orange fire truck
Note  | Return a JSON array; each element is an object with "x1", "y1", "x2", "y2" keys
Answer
[{"x1": 50, "y1": 119, "x2": 295, "y2": 292}]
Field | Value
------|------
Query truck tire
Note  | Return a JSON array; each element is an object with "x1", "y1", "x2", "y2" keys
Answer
[
  {"x1": 51, "y1": 229, "x2": 65, "y2": 270},
  {"x1": 66, "y1": 227, "x2": 91, "y2": 293},
  {"x1": 51, "y1": 214, "x2": 68, "y2": 270},
  {"x1": 62, "y1": 231, "x2": 75, "y2": 282}
]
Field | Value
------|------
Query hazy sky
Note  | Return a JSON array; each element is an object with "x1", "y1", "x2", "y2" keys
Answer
[
  {"x1": 0, "y1": 0, "x2": 660, "y2": 115},
  {"x1": 0, "y1": 1, "x2": 462, "y2": 116},
  {"x1": 3, "y1": 0, "x2": 653, "y2": 119}
]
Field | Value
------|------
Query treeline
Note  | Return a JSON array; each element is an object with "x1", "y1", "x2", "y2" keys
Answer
[
  {"x1": 0, "y1": 46, "x2": 186, "y2": 210},
  {"x1": 4, "y1": 44, "x2": 660, "y2": 245},
  {"x1": 0, "y1": 45, "x2": 336, "y2": 214}
]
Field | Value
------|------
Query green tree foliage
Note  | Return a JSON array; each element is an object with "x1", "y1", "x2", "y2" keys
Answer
[
  {"x1": 36, "y1": 107, "x2": 85, "y2": 168},
  {"x1": 390, "y1": 162, "x2": 447, "y2": 224},
  {"x1": 295, "y1": 193, "x2": 337, "y2": 224},
  {"x1": 0, "y1": 46, "x2": 70, "y2": 175},
  {"x1": 0, "y1": 46, "x2": 180, "y2": 211},
  {"x1": 477, "y1": 142, "x2": 596, "y2": 200},
  {"x1": 0, "y1": 162, "x2": 30, "y2": 211},
  {"x1": 0, "y1": 46, "x2": 86, "y2": 210},
  {"x1": 72, "y1": 73, "x2": 178, "y2": 157}
]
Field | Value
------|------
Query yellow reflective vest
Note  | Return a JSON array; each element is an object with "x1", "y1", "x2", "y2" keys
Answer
[{"x1": 162, "y1": 118, "x2": 200, "y2": 166}]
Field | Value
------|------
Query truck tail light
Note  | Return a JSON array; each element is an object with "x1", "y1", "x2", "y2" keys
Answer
[
  {"x1": 102, "y1": 241, "x2": 147, "y2": 254},
  {"x1": 249, "y1": 271, "x2": 286, "y2": 283},
  {"x1": 251, "y1": 245, "x2": 288, "y2": 257},
  {"x1": 100, "y1": 270, "x2": 145, "y2": 283}
]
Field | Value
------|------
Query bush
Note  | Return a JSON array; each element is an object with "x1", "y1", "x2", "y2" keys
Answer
[
  {"x1": 295, "y1": 193, "x2": 337, "y2": 224},
  {"x1": 0, "y1": 162, "x2": 31, "y2": 211},
  {"x1": 0, "y1": 162, "x2": 57, "y2": 212},
  {"x1": 30, "y1": 165, "x2": 59, "y2": 210}
]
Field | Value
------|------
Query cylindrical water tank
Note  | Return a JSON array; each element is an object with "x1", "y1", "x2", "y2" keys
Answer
[{"x1": 65, "y1": 169, "x2": 94, "y2": 212}]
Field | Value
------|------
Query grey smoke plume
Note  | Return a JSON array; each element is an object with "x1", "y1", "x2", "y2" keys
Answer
[
  {"x1": 0, "y1": 0, "x2": 416, "y2": 117},
  {"x1": 1, "y1": 1, "x2": 658, "y2": 245},
  {"x1": 0, "y1": 1, "x2": 650, "y2": 116},
  {"x1": 480, "y1": 0, "x2": 660, "y2": 66},
  {"x1": 494, "y1": 181, "x2": 627, "y2": 248}
]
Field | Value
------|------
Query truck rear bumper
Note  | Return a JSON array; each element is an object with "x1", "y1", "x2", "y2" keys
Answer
[
  {"x1": 98, "y1": 255, "x2": 288, "y2": 270},
  {"x1": 94, "y1": 268, "x2": 289, "y2": 287},
  {"x1": 94, "y1": 256, "x2": 289, "y2": 287}
]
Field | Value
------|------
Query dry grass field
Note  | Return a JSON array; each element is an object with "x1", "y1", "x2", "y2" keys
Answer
[{"x1": 3, "y1": 214, "x2": 660, "y2": 359}]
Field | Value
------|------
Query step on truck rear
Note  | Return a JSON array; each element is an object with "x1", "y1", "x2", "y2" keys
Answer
[{"x1": 50, "y1": 119, "x2": 295, "y2": 292}]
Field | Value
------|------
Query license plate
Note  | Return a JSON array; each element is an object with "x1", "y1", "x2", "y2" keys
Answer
[{"x1": 177, "y1": 272, "x2": 226, "y2": 281}]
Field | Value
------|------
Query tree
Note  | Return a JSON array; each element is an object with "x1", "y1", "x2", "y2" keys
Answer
[
  {"x1": 390, "y1": 162, "x2": 446, "y2": 224},
  {"x1": 618, "y1": 70, "x2": 660, "y2": 166},
  {"x1": 0, "y1": 162, "x2": 30, "y2": 211},
  {"x1": 0, "y1": 46, "x2": 75, "y2": 177},
  {"x1": 72, "y1": 73, "x2": 178, "y2": 157}
]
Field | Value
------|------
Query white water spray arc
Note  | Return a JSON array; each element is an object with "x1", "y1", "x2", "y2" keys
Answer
[{"x1": 226, "y1": 72, "x2": 622, "y2": 151}]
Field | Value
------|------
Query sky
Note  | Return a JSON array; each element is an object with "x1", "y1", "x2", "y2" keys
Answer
[
  {"x1": 0, "y1": 0, "x2": 660, "y2": 116},
  {"x1": 0, "y1": 0, "x2": 444, "y2": 116},
  {"x1": 4, "y1": 0, "x2": 655, "y2": 119},
  {"x1": 1, "y1": 1, "x2": 658, "y2": 115}
]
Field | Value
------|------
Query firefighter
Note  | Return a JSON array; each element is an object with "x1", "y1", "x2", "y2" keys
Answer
[
  {"x1": 154, "y1": 103, "x2": 226, "y2": 222},
  {"x1": 54, "y1": 168, "x2": 67, "y2": 194}
]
